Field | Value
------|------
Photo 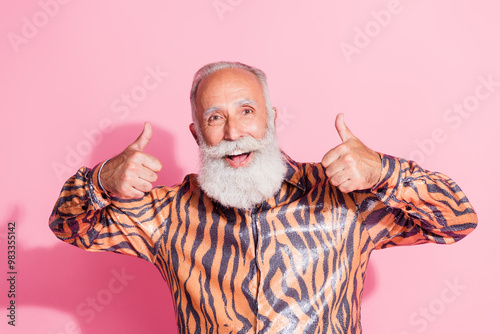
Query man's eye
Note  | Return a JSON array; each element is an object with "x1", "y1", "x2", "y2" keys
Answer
[
  {"x1": 242, "y1": 109, "x2": 253, "y2": 114},
  {"x1": 208, "y1": 115, "x2": 221, "y2": 122}
]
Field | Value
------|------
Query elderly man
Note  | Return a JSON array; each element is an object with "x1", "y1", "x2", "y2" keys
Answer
[{"x1": 49, "y1": 61, "x2": 477, "y2": 333}]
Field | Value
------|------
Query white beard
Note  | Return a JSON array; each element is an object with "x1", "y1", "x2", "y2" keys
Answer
[{"x1": 197, "y1": 126, "x2": 287, "y2": 210}]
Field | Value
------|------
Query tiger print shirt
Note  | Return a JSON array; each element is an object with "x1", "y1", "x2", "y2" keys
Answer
[{"x1": 49, "y1": 153, "x2": 477, "y2": 333}]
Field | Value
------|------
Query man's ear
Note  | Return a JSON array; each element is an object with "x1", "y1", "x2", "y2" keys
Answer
[
  {"x1": 189, "y1": 123, "x2": 200, "y2": 146},
  {"x1": 272, "y1": 107, "x2": 278, "y2": 128}
]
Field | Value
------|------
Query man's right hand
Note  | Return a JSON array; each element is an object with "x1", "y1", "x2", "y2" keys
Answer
[{"x1": 100, "y1": 122, "x2": 162, "y2": 199}]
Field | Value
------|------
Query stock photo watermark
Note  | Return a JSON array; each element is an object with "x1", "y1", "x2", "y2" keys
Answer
[
  {"x1": 399, "y1": 277, "x2": 467, "y2": 333},
  {"x1": 275, "y1": 106, "x2": 296, "y2": 133},
  {"x1": 339, "y1": 0, "x2": 407, "y2": 63},
  {"x1": 75, "y1": 268, "x2": 135, "y2": 323},
  {"x1": 46, "y1": 267, "x2": 135, "y2": 334},
  {"x1": 408, "y1": 74, "x2": 498, "y2": 164},
  {"x1": 51, "y1": 64, "x2": 168, "y2": 181},
  {"x1": 213, "y1": 0, "x2": 245, "y2": 21},
  {"x1": 5, "y1": 222, "x2": 17, "y2": 326},
  {"x1": 7, "y1": 0, "x2": 73, "y2": 53}
]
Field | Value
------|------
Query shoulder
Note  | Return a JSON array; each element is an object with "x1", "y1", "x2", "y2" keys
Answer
[
  {"x1": 148, "y1": 173, "x2": 200, "y2": 200},
  {"x1": 282, "y1": 153, "x2": 329, "y2": 190}
]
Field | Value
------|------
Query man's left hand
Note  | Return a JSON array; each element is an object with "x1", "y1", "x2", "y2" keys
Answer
[{"x1": 321, "y1": 113, "x2": 382, "y2": 193}]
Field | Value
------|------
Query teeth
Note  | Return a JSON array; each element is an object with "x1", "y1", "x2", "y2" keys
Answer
[{"x1": 231, "y1": 148, "x2": 245, "y2": 156}]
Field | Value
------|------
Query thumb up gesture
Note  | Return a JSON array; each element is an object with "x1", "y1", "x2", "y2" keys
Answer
[
  {"x1": 100, "y1": 122, "x2": 162, "y2": 199},
  {"x1": 321, "y1": 114, "x2": 382, "y2": 193}
]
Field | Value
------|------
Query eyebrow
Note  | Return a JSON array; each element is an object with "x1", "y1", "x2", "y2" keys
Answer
[
  {"x1": 203, "y1": 98, "x2": 258, "y2": 118},
  {"x1": 235, "y1": 98, "x2": 258, "y2": 108}
]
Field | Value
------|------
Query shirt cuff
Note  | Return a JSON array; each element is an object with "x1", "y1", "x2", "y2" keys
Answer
[
  {"x1": 370, "y1": 153, "x2": 402, "y2": 204},
  {"x1": 88, "y1": 161, "x2": 112, "y2": 210}
]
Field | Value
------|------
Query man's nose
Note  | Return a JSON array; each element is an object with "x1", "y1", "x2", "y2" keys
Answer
[{"x1": 223, "y1": 116, "x2": 244, "y2": 141}]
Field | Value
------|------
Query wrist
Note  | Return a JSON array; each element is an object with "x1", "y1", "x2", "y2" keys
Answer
[
  {"x1": 97, "y1": 159, "x2": 112, "y2": 197},
  {"x1": 372, "y1": 152, "x2": 382, "y2": 187}
]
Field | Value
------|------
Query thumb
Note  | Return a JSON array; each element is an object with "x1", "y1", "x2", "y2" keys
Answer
[
  {"x1": 129, "y1": 122, "x2": 153, "y2": 151},
  {"x1": 335, "y1": 113, "x2": 355, "y2": 142}
]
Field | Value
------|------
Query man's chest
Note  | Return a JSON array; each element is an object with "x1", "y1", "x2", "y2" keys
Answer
[{"x1": 160, "y1": 194, "x2": 371, "y2": 333}]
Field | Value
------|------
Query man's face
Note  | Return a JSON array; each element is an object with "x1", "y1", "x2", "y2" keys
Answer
[
  {"x1": 191, "y1": 68, "x2": 271, "y2": 168},
  {"x1": 190, "y1": 66, "x2": 286, "y2": 210}
]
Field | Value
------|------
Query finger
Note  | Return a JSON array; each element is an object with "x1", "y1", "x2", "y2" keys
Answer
[
  {"x1": 335, "y1": 113, "x2": 355, "y2": 143},
  {"x1": 328, "y1": 168, "x2": 350, "y2": 187},
  {"x1": 324, "y1": 160, "x2": 346, "y2": 179},
  {"x1": 334, "y1": 167, "x2": 363, "y2": 193},
  {"x1": 128, "y1": 122, "x2": 153, "y2": 152},
  {"x1": 122, "y1": 186, "x2": 146, "y2": 199},
  {"x1": 140, "y1": 153, "x2": 162, "y2": 173},
  {"x1": 321, "y1": 144, "x2": 348, "y2": 168},
  {"x1": 137, "y1": 166, "x2": 159, "y2": 183},
  {"x1": 132, "y1": 178, "x2": 153, "y2": 194},
  {"x1": 337, "y1": 179, "x2": 355, "y2": 193}
]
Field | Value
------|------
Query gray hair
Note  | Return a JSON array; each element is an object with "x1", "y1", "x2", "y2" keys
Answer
[{"x1": 189, "y1": 61, "x2": 275, "y2": 127}]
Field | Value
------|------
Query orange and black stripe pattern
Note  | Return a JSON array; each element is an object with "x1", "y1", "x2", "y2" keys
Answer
[{"x1": 49, "y1": 153, "x2": 477, "y2": 333}]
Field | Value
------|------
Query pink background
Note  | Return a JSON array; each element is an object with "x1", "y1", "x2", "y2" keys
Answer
[{"x1": 1, "y1": 0, "x2": 498, "y2": 333}]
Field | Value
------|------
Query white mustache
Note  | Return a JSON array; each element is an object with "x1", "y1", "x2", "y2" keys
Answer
[
  {"x1": 202, "y1": 136, "x2": 266, "y2": 159},
  {"x1": 197, "y1": 126, "x2": 286, "y2": 210}
]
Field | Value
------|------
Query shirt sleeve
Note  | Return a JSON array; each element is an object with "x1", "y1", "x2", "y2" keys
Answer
[
  {"x1": 355, "y1": 154, "x2": 478, "y2": 250},
  {"x1": 48, "y1": 162, "x2": 173, "y2": 263}
]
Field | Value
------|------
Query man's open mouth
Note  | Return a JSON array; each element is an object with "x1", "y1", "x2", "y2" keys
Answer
[
  {"x1": 227, "y1": 152, "x2": 250, "y2": 163},
  {"x1": 225, "y1": 149, "x2": 252, "y2": 167}
]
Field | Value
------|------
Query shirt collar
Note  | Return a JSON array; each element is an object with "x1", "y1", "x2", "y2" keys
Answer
[{"x1": 282, "y1": 151, "x2": 306, "y2": 192}]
